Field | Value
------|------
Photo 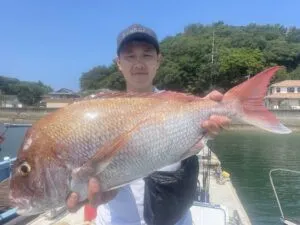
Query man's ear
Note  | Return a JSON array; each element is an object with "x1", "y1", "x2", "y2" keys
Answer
[
  {"x1": 115, "y1": 56, "x2": 122, "y2": 72},
  {"x1": 157, "y1": 54, "x2": 163, "y2": 69}
]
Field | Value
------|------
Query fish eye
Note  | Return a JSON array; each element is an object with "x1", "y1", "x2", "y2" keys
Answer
[{"x1": 18, "y1": 162, "x2": 31, "y2": 176}]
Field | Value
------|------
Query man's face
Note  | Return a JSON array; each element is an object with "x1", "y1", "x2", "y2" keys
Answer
[{"x1": 117, "y1": 41, "x2": 161, "y2": 92}]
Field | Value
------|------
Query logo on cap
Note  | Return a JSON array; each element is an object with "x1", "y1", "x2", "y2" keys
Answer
[{"x1": 117, "y1": 24, "x2": 159, "y2": 54}]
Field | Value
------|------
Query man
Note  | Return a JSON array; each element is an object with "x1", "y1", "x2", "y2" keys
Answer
[{"x1": 67, "y1": 24, "x2": 230, "y2": 225}]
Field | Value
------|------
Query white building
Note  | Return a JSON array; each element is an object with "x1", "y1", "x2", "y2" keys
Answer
[
  {"x1": 40, "y1": 88, "x2": 80, "y2": 108},
  {"x1": 0, "y1": 95, "x2": 23, "y2": 108},
  {"x1": 265, "y1": 80, "x2": 300, "y2": 109}
]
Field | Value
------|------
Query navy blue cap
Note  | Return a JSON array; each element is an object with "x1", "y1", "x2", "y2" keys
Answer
[{"x1": 117, "y1": 24, "x2": 160, "y2": 55}]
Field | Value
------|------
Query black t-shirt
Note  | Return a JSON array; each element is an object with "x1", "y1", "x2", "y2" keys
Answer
[{"x1": 143, "y1": 155, "x2": 199, "y2": 225}]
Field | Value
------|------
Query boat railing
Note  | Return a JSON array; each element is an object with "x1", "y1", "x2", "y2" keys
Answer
[
  {"x1": 269, "y1": 168, "x2": 300, "y2": 225},
  {"x1": 3, "y1": 123, "x2": 32, "y2": 128},
  {"x1": 0, "y1": 157, "x2": 16, "y2": 165}
]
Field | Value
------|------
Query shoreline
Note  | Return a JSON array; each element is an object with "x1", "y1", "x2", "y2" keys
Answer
[{"x1": 227, "y1": 125, "x2": 300, "y2": 132}]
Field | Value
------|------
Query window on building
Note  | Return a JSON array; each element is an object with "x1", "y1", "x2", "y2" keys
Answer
[
  {"x1": 287, "y1": 87, "x2": 295, "y2": 93},
  {"x1": 276, "y1": 87, "x2": 280, "y2": 93},
  {"x1": 297, "y1": 87, "x2": 300, "y2": 92}
]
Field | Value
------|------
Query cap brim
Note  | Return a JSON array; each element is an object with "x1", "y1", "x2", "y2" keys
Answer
[{"x1": 117, "y1": 33, "x2": 159, "y2": 54}]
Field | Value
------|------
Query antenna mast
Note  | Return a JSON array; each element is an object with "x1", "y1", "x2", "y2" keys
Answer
[{"x1": 210, "y1": 30, "x2": 215, "y2": 88}]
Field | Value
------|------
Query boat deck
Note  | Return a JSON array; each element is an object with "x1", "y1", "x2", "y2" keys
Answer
[
  {"x1": 25, "y1": 207, "x2": 86, "y2": 225},
  {"x1": 207, "y1": 167, "x2": 252, "y2": 224},
  {"x1": 194, "y1": 148, "x2": 252, "y2": 225}
]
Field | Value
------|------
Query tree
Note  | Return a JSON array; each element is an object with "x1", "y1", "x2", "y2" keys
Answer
[
  {"x1": 217, "y1": 47, "x2": 264, "y2": 89},
  {"x1": 79, "y1": 22, "x2": 300, "y2": 95},
  {"x1": 0, "y1": 76, "x2": 53, "y2": 106},
  {"x1": 80, "y1": 64, "x2": 119, "y2": 91},
  {"x1": 16, "y1": 82, "x2": 50, "y2": 106}
]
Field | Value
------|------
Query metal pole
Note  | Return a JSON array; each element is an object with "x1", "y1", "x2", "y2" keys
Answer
[{"x1": 269, "y1": 168, "x2": 300, "y2": 220}]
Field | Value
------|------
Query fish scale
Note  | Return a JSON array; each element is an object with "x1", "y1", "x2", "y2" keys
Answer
[
  {"x1": 99, "y1": 103, "x2": 212, "y2": 191},
  {"x1": 51, "y1": 99, "x2": 160, "y2": 170}
]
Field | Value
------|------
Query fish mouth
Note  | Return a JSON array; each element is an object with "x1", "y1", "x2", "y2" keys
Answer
[
  {"x1": 10, "y1": 198, "x2": 39, "y2": 215},
  {"x1": 12, "y1": 199, "x2": 45, "y2": 216},
  {"x1": 16, "y1": 206, "x2": 34, "y2": 216},
  {"x1": 10, "y1": 197, "x2": 31, "y2": 208}
]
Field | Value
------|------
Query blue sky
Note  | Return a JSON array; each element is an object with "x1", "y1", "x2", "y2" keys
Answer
[{"x1": 0, "y1": 0, "x2": 299, "y2": 91}]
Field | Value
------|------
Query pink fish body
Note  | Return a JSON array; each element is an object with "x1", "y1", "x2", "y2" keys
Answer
[{"x1": 8, "y1": 66, "x2": 291, "y2": 215}]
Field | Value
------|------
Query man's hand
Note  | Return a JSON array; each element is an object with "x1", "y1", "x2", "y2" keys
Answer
[
  {"x1": 87, "y1": 177, "x2": 118, "y2": 207},
  {"x1": 66, "y1": 177, "x2": 118, "y2": 212},
  {"x1": 201, "y1": 90, "x2": 231, "y2": 137}
]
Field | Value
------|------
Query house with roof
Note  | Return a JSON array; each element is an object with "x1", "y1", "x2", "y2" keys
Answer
[
  {"x1": 40, "y1": 88, "x2": 81, "y2": 108},
  {"x1": 0, "y1": 95, "x2": 23, "y2": 108},
  {"x1": 265, "y1": 80, "x2": 300, "y2": 109}
]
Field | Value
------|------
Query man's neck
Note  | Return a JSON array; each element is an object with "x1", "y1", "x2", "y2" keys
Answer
[{"x1": 126, "y1": 85, "x2": 154, "y2": 93}]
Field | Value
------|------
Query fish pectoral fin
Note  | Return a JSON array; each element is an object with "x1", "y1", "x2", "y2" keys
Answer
[
  {"x1": 71, "y1": 165, "x2": 95, "y2": 182},
  {"x1": 86, "y1": 119, "x2": 148, "y2": 174}
]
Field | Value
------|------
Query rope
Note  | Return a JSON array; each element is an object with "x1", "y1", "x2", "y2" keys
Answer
[{"x1": 207, "y1": 146, "x2": 211, "y2": 201}]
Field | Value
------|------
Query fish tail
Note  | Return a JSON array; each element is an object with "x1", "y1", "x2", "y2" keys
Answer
[{"x1": 223, "y1": 66, "x2": 291, "y2": 134}]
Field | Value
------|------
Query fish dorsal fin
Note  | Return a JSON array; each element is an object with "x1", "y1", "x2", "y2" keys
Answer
[
  {"x1": 85, "y1": 90, "x2": 200, "y2": 102},
  {"x1": 150, "y1": 91, "x2": 201, "y2": 102}
]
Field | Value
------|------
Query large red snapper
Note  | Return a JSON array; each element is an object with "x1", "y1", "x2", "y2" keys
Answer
[{"x1": 8, "y1": 66, "x2": 291, "y2": 215}]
